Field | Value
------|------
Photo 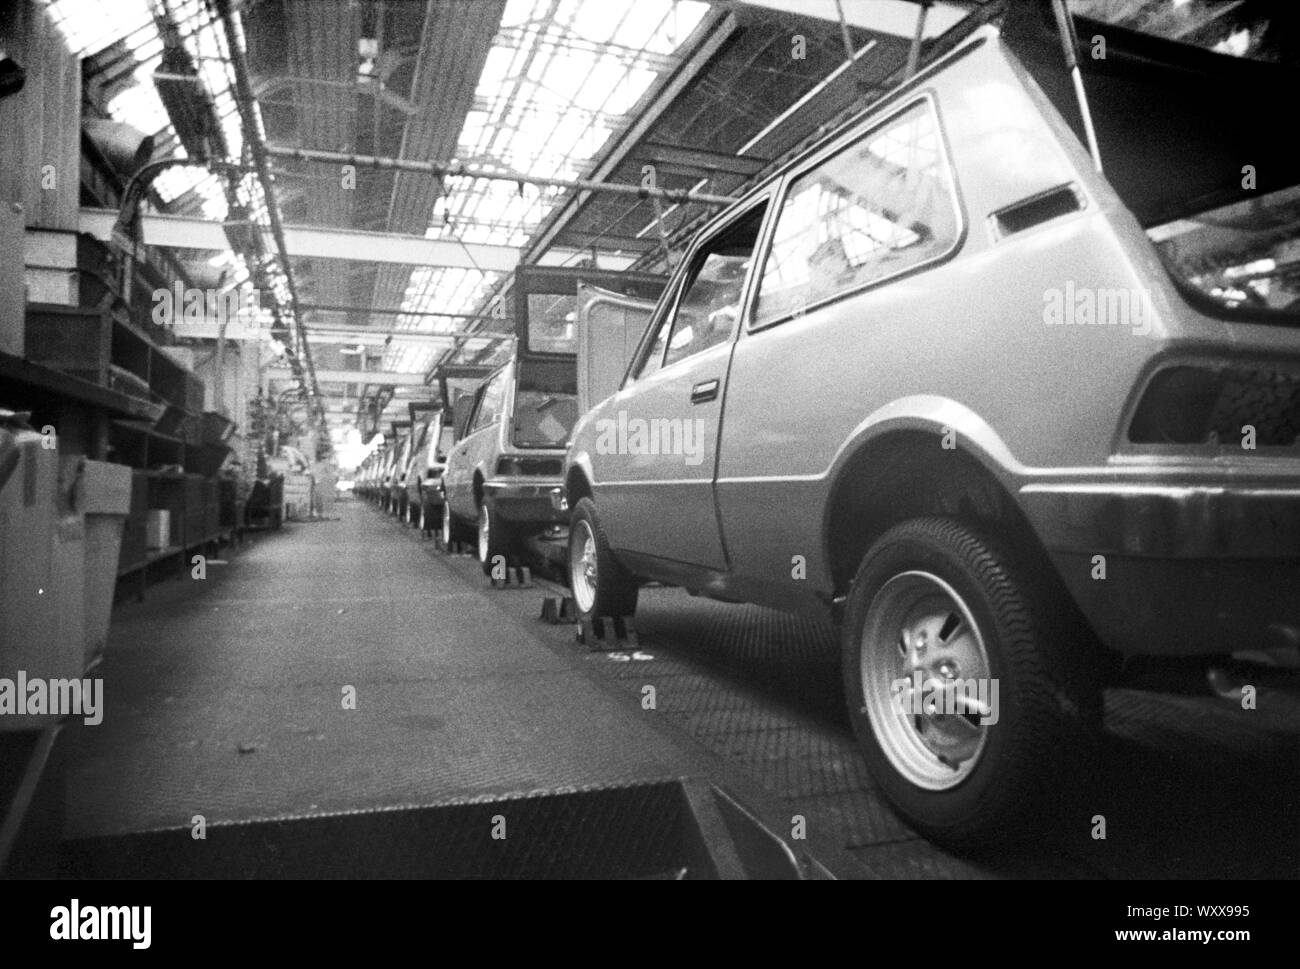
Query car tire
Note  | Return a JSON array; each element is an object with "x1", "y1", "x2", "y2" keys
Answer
[
  {"x1": 477, "y1": 500, "x2": 515, "y2": 575},
  {"x1": 842, "y1": 516, "x2": 1100, "y2": 849},
  {"x1": 568, "y1": 497, "x2": 638, "y2": 620},
  {"x1": 442, "y1": 500, "x2": 471, "y2": 549}
]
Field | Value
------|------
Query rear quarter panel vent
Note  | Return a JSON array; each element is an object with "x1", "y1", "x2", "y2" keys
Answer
[{"x1": 991, "y1": 184, "x2": 1083, "y2": 239}]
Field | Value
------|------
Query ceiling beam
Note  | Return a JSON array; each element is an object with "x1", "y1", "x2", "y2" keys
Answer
[
  {"x1": 270, "y1": 368, "x2": 430, "y2": 386},
  {"x1": 638, "y1": 141, "x2": 770, "y2": 177},
  {"x1": 727, "y1": 1, "x2": 965, "y2": 39},
  {"x1": 299, "y1": 303, "x2": 506, "y2": 320},
  {"x1": 81, "y1": 209, "x2": 635, "y2": 272},
  {"x1": 299, "y1": 327, "x2": 500, "y2": 348},
  {"x1": 79, "y1": 208, "x2": 520, "y2": 272}
]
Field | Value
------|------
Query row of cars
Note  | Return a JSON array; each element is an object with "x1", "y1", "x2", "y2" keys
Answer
[
  {"x1": 355, "y1": 356, "x2": 580, "y2": 572},
  {"x1": 352, "y1": 4, "x2": 1300, "y2": 850},
  {"x1": 354, "y1": 408, "x2": 454, "y2": 535}
]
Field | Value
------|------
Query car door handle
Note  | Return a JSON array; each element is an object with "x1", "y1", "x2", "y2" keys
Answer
[{"x1": 690, "y1": 379, "x2": 719, "y2": 404}]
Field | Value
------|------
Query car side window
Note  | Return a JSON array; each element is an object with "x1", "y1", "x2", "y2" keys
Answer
[
  {"x1": 752, "y1": 99, "x2": 960, "y2": 327},
  {"x1": 470, "y1": 371, "x2": 506, "y2": 433},
  {"x1": 662, "y1": 205, "x2": 767, "y2": 369}
]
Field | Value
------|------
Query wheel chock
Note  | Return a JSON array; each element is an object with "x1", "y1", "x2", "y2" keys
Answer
[
  {"x1": 490, "y1": 563, "x2": 532, "y2": 588},
  {"x1": 540, "y1": 596, "x2": 578, "y2": 624},
  {"x1": 577, "y1": 615, "x2": 638, "y2": 651}
]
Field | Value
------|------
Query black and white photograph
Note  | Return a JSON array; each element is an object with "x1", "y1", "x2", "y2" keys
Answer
[{"x1": 0, "y1": 0, "x2": 1296, "y2": 938}]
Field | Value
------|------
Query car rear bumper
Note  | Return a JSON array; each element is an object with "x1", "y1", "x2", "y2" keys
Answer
[
  {"x1": 1020, "y1": 481, "x2": 1300, "y2": 656},
  {"x1": 483, "y1": 479, "x2": 567, "y2": 525}
]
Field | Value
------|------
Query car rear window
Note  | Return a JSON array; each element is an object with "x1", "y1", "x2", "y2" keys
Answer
[
  {"x1": 1149, "y1": 186, "x2": 1300, "y2": 320},
  {"x1": 513, "y1": 357, "x2": 579, "y2": 448}
]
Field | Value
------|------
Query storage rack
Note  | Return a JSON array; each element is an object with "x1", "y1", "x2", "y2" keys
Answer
[{"x1": 8, "y1": 231, "x2": 234, "y2": 598}]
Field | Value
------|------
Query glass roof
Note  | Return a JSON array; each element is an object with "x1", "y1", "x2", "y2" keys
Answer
[
  {"x1": 385, "y1": 0, "x2": 709, "y2": 376},
  {"x1": 44, "y1": 0, "x2": 712, "y2": 389}
]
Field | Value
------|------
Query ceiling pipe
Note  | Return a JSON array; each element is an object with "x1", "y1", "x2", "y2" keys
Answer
[
  {"x1": 298, "y1": 303, "x2": 514, "y2": 321},
  {"x1": 263, "y1": 145, "x2": 736, "y2": 207}
]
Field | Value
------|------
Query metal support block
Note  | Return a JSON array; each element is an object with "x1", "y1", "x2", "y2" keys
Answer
[
  {"x1": 490, "y1": 563, "x2": 531, "y2": 589},
  {"x1": 540, "y1": 596, "x2": 578, "y2": 624},
  {"x1": 577, "y1": 615, "x2": 638, "y2": 651}
]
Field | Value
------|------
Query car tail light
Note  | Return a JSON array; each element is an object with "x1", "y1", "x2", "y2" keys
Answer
[{"x1": 1129, "y1": 362, "x2": 1300, "y2": 447}]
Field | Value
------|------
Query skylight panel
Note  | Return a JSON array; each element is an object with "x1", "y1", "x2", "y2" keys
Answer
[
  {"x1": 394, "y1": 1, "x2": 710, "y2": 375},
  {"x1": 43, "y1": 0, "x2": 154, "y2": 58}
]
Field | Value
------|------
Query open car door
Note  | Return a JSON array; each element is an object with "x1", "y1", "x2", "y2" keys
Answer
[{"x1": 576, "y1": 282, "x2": 661, "y2": 417}]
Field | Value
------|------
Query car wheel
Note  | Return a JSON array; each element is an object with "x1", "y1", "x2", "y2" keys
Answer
[
  {"x1": 477, "y1": 500, "x2": 514, "y2": 575},
  {"x1": 842, "y1": 516, "x2": 1099, "y2": 848},
  {"x1": 442, "y1": 501, "x2": 469, "y2": 548},
  {"x1": 568, "y1": 497, "x2": 638, "y2": 620}
]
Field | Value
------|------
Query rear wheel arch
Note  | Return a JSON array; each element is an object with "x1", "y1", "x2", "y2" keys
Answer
[
  {"x1": 822, "y1": 430, "x2": 1048, "y2": 601},
  {"x1": 565, "y1": 465, "x2": 593, "y2": 507}
]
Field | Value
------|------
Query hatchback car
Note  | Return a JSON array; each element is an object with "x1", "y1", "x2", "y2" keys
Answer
[
  {"x1": 442, "y1": 355, "x2": 578, "y2": 573},
  {"x1": 563, "y1": 5, "x2": 1300, "y2": 846},
  {"x1": 384, "y1": 429, "x2": 414, "y2": 518},
  {"x1": 402, "y1": 409, "x2": 454, "y2": 534}
]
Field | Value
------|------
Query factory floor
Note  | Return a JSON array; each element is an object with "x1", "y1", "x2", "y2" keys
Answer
[
  {"x1": 51, "y1": 497, "x2": 1300, "y2": 879},
  {"x1": 53, "y1": 498, "x2": 844, "y2": 878}
]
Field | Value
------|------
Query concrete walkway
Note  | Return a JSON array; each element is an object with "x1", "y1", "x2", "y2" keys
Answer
[{"x1": 60, "y1": 500, "x2": 746, "y2": 838}]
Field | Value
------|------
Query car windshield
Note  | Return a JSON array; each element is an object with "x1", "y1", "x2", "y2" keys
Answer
[{"x1": 1150, "y1": 186, "x2": 1300, "y2": 319}]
